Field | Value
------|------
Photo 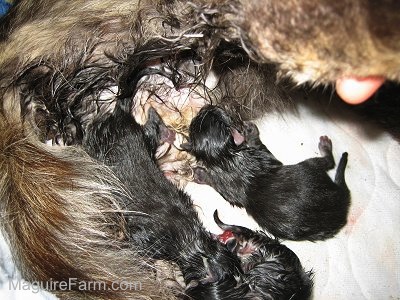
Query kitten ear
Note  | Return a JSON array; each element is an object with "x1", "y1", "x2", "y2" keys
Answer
[
  {"x1": 231, "y1": 128, "x2": 245, "y2": 146},
  {"x1": 147, "y1": 107, "x2": 176, "y2": 144},
  {"x1": 193, "y1": 167, "x2": 209, "y2": 184},
  {"x1": 180, "y1": 142, "x2": 193, "y2": 152},
  {"x1": 147, "y1": 106, "x2": 162, "y2": 124}
]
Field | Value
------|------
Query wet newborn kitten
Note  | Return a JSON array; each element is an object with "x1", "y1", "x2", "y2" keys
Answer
[
  {"x1": 213, "y1": 210, "x2": 313, "y2": 300},
  {"x1": 183, "y1": 105, "x2": 351, "y2": 241}
]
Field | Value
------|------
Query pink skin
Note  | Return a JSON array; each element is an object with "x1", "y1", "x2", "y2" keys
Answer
[
  {"x1": 217, "y1": 230, "x2": 235, "y2": 244},
  {"x1": 216, "y1": 231, "x2": 257, "y2": 259},
  {"x1": 335, "y1": 76, "x2": 385, "y2": 105}
]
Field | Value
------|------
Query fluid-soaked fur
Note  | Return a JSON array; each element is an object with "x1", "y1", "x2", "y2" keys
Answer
[
  {"x1": 83, "y1": 97, "x2": 302, "y2": 299},
  {"x1": 142, "y1": 107, "x2": 176, "y2": 161},
  {"x1": 213, "y1": 211, "x2": 313, "y2": 300},
  {"x1": 0, "y1": 116, "x2": 176, "y2": 299},
  {"x1": 0, "y1": 0, "x2": 398, "y2": 299},
  {"x1": 186, "y1": 105, "x2": 350, "y2": 241}
]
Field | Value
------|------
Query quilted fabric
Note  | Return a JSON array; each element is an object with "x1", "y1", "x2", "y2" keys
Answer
[
  {"x1": 188, "y1": 92, "x2": 400, "y2": 299},
  {"x1": 1, "y1": 90, "x2": 399, "y2": 299}
]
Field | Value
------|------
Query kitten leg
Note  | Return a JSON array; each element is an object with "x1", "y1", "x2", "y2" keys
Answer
[{"x1": 302, "y1": 136, "x2": 336, "y2": 170}]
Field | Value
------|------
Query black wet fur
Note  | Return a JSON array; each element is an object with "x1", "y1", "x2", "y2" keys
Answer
[
  {"x1": 83, "y1": 98, "x2": 308, "y2": 299},
  {"x1": 186, "y1": 105, "x2": 351, "y2": 241},
  {"x1": 213, "y1": 211, "x2": 313, "y2": 300}
]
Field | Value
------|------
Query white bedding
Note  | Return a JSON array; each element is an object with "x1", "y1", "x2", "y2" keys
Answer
[
  {"x1": 187, "y1": 92, "x2": 400, "y2": 299},
  {"x1": 0, "y1": 232, "x2": 56, "y2": 299},
  {"x1": 1, "y1": 91, "x2": 399, "y2": 299}
]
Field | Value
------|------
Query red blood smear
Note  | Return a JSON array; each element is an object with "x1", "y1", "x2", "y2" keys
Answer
[{"x1": 218, "y1": 230, "x2": 234, "y2": 243}]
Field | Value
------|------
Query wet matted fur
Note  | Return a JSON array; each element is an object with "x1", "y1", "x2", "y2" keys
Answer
[
  {"x1": 213, "y1": 211, "x2": 313, "y2": 300},
  {"x1": 185, "y1": 105, "x2": 350, "y2": 241},
  {"x1": 1, "y1": 0, "x2": 400, "y2": 299}
]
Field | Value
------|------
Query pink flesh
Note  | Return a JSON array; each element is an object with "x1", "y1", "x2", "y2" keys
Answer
[
  {"x1": 335, "y1": 76, "x2": 385, "y2": 104},
  {"x1": 231, "y1": 128, "x2": 245, "y2": 146},
  {"x1": 218, "y1": 230, "x2": 234, "y2": 244}
]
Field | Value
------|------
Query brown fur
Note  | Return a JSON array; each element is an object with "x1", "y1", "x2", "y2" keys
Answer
[
  {"x1": 0, "y1": 0, "x2": 399, "y2": 299},
  {"x1": 233, "y1": 0, "x2": 400, "y2": 84},
  {"x1": 0, "y1": 1, "x2": 222, "y2": 298},
  {"x1": 0, "y1": 115, "x2": 178, "y2": 299}
]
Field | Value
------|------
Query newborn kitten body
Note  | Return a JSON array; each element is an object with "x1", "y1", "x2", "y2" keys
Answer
[
  {"x1": 213, "y1": 210, "x2": 313, "y2": 300},
  {"x1": 185, "y1": 105, "x2": 351, "y2": 241},
  {"x1": 83, "y1": 101, "x2": 245, "y2": 298},
  {"x1": 1, "y1": 1, "x2": 394, "y2": 298},
  {"x1": 84, "y1": 100, "x2": 315, "y2": 299}
]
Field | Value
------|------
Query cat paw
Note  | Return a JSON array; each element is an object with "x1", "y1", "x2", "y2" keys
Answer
[{"x1": 318, "y1": 135, "x2": 332, "y2": 156}]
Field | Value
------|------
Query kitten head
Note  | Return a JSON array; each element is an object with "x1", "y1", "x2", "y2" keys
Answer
[
  {"x1": 183, "y1": 105, "x2": 245, "y2": 166},
  {"x1": 213, "y1": 210, "x2": 314, "y2": 300}
]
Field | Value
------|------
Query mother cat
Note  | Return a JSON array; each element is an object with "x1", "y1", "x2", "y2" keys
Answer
[{"x1": 0, "y1": 0, "x2": 399, "y2": 299}]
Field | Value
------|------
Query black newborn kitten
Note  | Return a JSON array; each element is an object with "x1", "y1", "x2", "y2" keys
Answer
[
  {"x1": 83, "y1": 101, "x2": 248, "y2": 299},
  {"x1": 184, "y1": 105, "x2": 351, "y2": 241},
  {"x1": 213, "y1": 210, "x2": 313, "y2": 300},
  {"x1": 142, "y1": 107, "x2": 176, "y2": 159},
  {"x1": 85, "y1": 100, "x2": 318, "y2": 298}
]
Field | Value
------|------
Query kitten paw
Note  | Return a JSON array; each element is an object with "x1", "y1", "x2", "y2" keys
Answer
[{"x1": 318, "y1": 135, "x2": 332, "y2": 156}]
